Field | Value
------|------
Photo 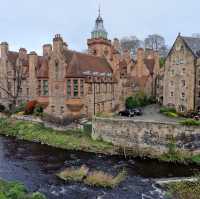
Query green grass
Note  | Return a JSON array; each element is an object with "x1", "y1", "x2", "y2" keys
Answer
[
  {"x1": 57, "y1": 165, "x2": 127, "y2": 189},
  {"x1": 160, "y1": 107, "x2": 177, "y2": 114},
  {"x1": 57, "y1": 165, "x2": 89, "y2": 182},
  {"x1": 0, "y1": 118, "x2": 115, "y2": 155},
  {"x1": 160, "y1": 107, "x2": 179, "y2": 118},
  {"x1": 84, "y1": 170, "x2": 127, "y2": 188},
  {"x1": 179, "y1": 119, "x2": 200, "y2": 126},
  {"x1": 166, "y1": 178, "x2": 200, "y2": 199},
  {"x1": 163, "y1": 111, "x2": 178, "y2": 118},
  {"x1": 0, "y1": 179, "x2": 46, "y2": 199}
]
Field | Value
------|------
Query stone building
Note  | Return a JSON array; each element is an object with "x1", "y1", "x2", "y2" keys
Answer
[
  {"x1": 163, "y1": 33, "x2": 200, "y2": 112},
  {"x1": 0, "y1": 10, "x2": 160, "y2": 118}
]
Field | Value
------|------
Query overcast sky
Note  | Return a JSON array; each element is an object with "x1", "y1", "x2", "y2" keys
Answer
[{"x1": 0, "y1": 0, "x2": 199, "y2": 54}]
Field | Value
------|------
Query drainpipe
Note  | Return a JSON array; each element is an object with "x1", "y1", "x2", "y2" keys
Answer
[
  {"x1": 93, "y1": 81, "x2": 96, "y2": 116},
  {"x1": 194, "y1": 58, "x2": 197, "y2": 111}
]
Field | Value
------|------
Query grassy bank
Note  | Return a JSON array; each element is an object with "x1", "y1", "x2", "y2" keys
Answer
[
  {"x1": 0, "y1": 179, "x2": 46, "y2": 199},
  {"x1": 166, "y1": 178, "x2": 200, "y2": 199},
  {"x1": 0, "y1": 118, "x2": 116, "y2": 155}
]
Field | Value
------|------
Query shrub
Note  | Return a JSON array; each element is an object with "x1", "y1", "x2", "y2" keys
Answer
[
  {"x1": 179, "y1": 119, "x2": 200, "y2": 126},
  {"x1": 84, "y1": 170, "x2": 127, "y2": 188},
  {"x1": 33, "y1": 104, "x2": 44, "y2": 117},
  {"x1": 0, "y1": 179, "x2": 46, "y2": 199},
  {"x1": 13, "y1": 102, "x2": 26, "y2": 114},
  {"x1": 24, "y1": 100, "x2": 38, "y2": 115},
  {"x1": 0, "y1": 104, "x2": 5, "y2": 112},
  {"x1": 125, "y1": 92, "x2": 154, "y2": 109},
  {"x1": 57, "y1": 165, "x2": 89, "y2": 182}
]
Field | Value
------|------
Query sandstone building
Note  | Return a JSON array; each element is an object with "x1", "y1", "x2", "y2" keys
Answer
[
  {"x1": 0, "y1": 10, "x2": 160, "y2": 118},
  {"x1": 163, "y1": 34, "x2": 200, "y2": 112}
]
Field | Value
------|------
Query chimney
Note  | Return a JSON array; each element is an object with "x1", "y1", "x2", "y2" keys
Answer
[
  {"x1": 19, "y1": 48, "x2": 27, "y2": 59},
  {"x1": 53, "y1": 34, "x2": 63, "y2": 53},
  {"x1": 43, "y1": 44, "x2": 52, "y2": 57},
  {"x1": 153, "y1": 50, "x2": 160, "y2": 75},
  {"x1": 137, "y1": 48, "x2": 144, "y2": 63},
  {"x1": 113, "y1": 38, "x2": 120, "y2": 51},
  {"x1": 28, "y1": 51, "x2": 38, "y2": 99},
  {"x1": 0, "y1": 42, "x2": 9, "y2": 58}
]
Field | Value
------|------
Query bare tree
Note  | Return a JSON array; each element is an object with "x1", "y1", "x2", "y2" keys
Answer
[
  {"x1": 144, "y1": 34, "x2": 168, "y2": 57},
  {"x1": 120, "y1": 36, "x2": 143, "y2": 58},
  {"x1": 0, "y1": 59, "x2": 26, "y2": 110}
]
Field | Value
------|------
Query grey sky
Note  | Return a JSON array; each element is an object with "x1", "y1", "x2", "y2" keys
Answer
[{"x1": 0, "y1": 0, "x2": 199, "y2": 54}]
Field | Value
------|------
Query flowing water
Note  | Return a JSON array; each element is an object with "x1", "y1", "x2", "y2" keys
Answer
[{"x1": 0, "y1": 135, "x2": 200, "y2": 199}]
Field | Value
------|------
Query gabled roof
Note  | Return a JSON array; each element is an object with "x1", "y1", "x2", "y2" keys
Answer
[
  {"x1": 65, "y1": 50, "x2": 113, "y2": 78},
  {"x1": 182, "y1": 36, "x2": 200, "y2": 57},
  {"x1": 167, "y1": 34, "x2": 200, "y2": 58}
]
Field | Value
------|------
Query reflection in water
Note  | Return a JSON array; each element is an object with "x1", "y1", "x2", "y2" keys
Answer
[{"x1": 0, "y1": 136, "x2": 199, "y2": 199}]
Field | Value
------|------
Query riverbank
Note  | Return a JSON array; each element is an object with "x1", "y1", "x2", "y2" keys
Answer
[
  {"x1": 0, "y1": 178, "x2": 46, "y2": 199},
  {"x1": 0, "y1": 118, "x2": 117, "y2": 155},
  {"x1": 1, "y1": 117, "x2": 200, "y2": 166}
]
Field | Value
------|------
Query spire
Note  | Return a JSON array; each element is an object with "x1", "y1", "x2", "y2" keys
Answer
[
  {"x1": 98, "y1": 4, "x2": 101, "y2": 17},
  {"x1": 91, "y1": 5, "x2": 108, "y2": 39}
]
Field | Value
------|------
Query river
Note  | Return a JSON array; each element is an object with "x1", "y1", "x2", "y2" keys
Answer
[{"x1": 0, "y1": 135, "x2": 199, "y2": 199}]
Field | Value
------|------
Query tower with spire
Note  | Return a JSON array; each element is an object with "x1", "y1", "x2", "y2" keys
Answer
[
  {"x1": 91, "y1": 6, "x2": 108, "y2": 39},
  {"x1": 87, "y1": 6, "x2": 112, "y2": 59}
]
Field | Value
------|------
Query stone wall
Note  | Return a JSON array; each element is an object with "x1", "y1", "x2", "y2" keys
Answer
[{"x1": 92, "y1": 117, "x2": 200, "y2": 156}]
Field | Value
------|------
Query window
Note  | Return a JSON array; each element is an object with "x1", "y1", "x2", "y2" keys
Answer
[
  {"x1": 8, "y1": 82, "x2": 11, "y2": 92},
  {"x1": 26, "y1": 88, "x2": 29, "y2": 96},
  {"x1": 88, "y1": 84, "x2": 92, "y2": 94},
  {"x1": 181, "y1": 80, "x2": 185, "y2": 87},
  {"x1": 73, "y1": 79, "x2": 79, "y2": 97},
  {"x1": 43, "y1": 80, "x2": 48, "y2": 96},
  {"x1": 60, "y1": 106, "x2": 64, "y2": 114},
  {"x1": 97, "y1": 84, "x2": 100, "y2": 93},
  {"x1": 170, "y1": 92, "x2": 174, "y2": 97},
  {"x1": 67, "y1": 79, "x2": 71, "y2": 97},
  {"x1": 198, "y1": 92, "x2": 200, "y2": 98},
  {"x1": 38, "y1": 80, "x2": 41, "y2": 96},
  {"x1": 55, "y1": 61, "x2": 59, "y2": 80},
  {"x1": 80, "y1": 80, "x2": 84, "y2": 96},
  {"x1": 182, "y1": 68, "x2": 186, "y2": 74},
  {"x1": 51, "y1": 105, "x2": 55, "y2": 113},
  {"x1": 198, "y1": 80, "x2": 200, "y2": 86},
  {"x1": 171, "y1": 69, "x2": 175, "y2": 76},
  {"x1": 182, "y1": 92, "x2": 185, "y2": 98},
  {"x1": 170, "y1": 81, "x2": 174, "y2": 86}
]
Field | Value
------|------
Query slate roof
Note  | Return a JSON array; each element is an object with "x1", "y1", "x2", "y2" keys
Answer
[
  {"x1": 182, "y1": 36, "x2": 200, "y2": 57},
  {"x1": 65, "y1": 50, "x2": 113, "y2": 78}
]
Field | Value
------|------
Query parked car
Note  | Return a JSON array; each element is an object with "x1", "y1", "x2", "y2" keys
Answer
[
  {"x1": 132, "y1": 108, "x2": 143, "y2": 116},
  {"x1": 119, "y1": 109, "x2": 135, "y2": 117}
]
